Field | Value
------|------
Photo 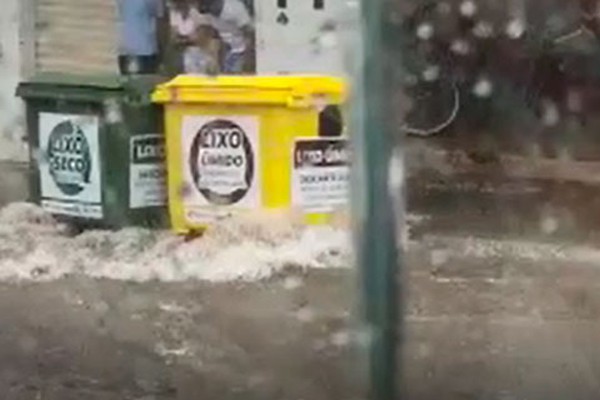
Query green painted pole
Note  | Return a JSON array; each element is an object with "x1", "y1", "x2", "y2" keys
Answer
[{"x1": 353, "y1": 0, "x2": 401, "y2": 399}]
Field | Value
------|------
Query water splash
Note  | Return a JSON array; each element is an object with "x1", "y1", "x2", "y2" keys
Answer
[{"x1": 0, "y1": 203, "x2": 352, "y2": 283}]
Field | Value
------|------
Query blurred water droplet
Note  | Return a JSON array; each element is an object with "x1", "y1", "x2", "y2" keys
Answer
[
  {"x1": 540, "y1": 216, "x2": 559, "y2": 235},
  {"x1": 345, "y1": 0, "x2": 359, "y2": 9},
  {"x1": 430, "y1": 248, "x2": 449, "y2": 267},
  {"x1": 317, "y1": 31, "x2": 339, "y2": 49},
  {"x1": 331, "y1": 331, "x2": 351, "y2": 347},
  {"x1": 505, "y1": 19, "x2": 525, "y2": 39},
  {"x1": 94, "y1": 301, "x2": 110, "y2": 314},
  {"x1": 33, "y1": 147, "x2": 48, "y2": 166},
  {"x1": 541, "y1": 101, "x2": 560, "y2": 127},
  {"x1": 473, "y1": 21, "x2": 494, "y2": 38},
  {"x1": 416, "y1": 23, "x2": 434, "y2": 40},
  {"x1": 459, "y1": 0, "x2": 477, "y2": 17},
  {"x1": 105, "y1": 186, "x2": 119, "y2": 204},
  {"x1": 451, "y1": 39, "x2": 471, "y2": 55},
  {"x1": 558, "y1": 147, "x2": 573, "y2": 163},
  {"x1": 354, "y1": 327, "x2": 373, "y2": 349},
  {"x1": 128, "y1": 58, "x2": 140, "y2": 74},
  {"x1": 283, "y1": 276, "x2": 303, "y2": 290},
  {"x1": 422, "y1": 65, "x2": 440, "y2": 82},
  {"x1": 295, "y1": 306, "x2": 315, "y2": 323},
  {"x1": 388, "y1": 148, "x2": 405, "y2": 198},
  {"x1": 473, "y1": 79, "x2": 493, "y2": 98},
  {"x1": 404, "y1": 74, "x2": 418, "y2": 87},
  {"x1": 104, "y1": 99, "x2": 123, "y2": 124}
]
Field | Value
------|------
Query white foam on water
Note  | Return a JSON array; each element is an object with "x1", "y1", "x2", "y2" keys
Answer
[{"x1": 0, "y1": 203, "x2": 352, "y2": 283}]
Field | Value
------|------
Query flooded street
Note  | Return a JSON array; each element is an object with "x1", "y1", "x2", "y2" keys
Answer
[
  {"x1": 2, "y1": 161, "x2": 600, "y2": 399},
  {"x1": 4, "y1": 0, "x2": 600, "y2": 397}
]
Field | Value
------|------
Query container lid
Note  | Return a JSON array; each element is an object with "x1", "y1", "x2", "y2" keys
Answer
[
  {"x1": 16, "y1": 73, "x2": 167, "y2": 101},
  {"x1": 152, "y1": 75, "x2": 347, "y2": 107}
]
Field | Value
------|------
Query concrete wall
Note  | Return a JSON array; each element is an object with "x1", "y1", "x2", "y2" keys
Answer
[{"x1": 0, "y1": 0, "x2": 27, "y2": 163}]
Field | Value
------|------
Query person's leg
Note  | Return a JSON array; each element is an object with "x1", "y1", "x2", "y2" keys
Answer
[
  {"x1": 118, "y1": 55, "x2": 129, "y2": 75},
  {"x1": 138, "y1": 55, "x2": 160, "y2": 74},
  {"x1": 183, "y1": 47, "x2": 208, "y2": 74},
  {"x1": 223, "y1": 50, "x2": 245, "y2": 74}
]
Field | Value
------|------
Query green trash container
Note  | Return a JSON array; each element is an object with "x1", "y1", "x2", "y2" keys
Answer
[{"x1": 16, "y1": 73, "x2": 169, "y2": 229}]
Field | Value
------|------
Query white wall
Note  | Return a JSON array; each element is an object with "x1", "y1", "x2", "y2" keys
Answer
[
  {"x1": 0, "y1": 0, "x2": 27, "y2": 162},
  {"x1": 255, "y1": 0, "x2": 359, "y2": 76}
]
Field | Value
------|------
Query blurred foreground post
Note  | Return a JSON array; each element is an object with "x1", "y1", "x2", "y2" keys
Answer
[{"x1": 355, "y1": 0, "x2": 401, "y2": 399}]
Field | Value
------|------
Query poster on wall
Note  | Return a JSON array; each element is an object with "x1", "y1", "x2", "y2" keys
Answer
[
  {"x1": 129, "y1": 134, "x2": 167, "y2": 209},
  {"x1": 39, "y1": 112, "x2": 103, "y2": 219},
  {"x1": 181, "y1": 115, "x2": 260, "y2": 223},
  {"x1": 292, "y1": 137, "x2": 349, "y2": 213}
]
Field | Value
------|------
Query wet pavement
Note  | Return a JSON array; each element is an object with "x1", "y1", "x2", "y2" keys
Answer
[
  {"x1": 0, "y1": 162, "x2": 29, "y2": 205},
  {"x1": 1, "y1": 161, "x2": 600, "y2": 399}
]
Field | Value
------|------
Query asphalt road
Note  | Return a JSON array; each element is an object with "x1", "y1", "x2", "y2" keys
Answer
[{"x1": 1, "y1": 161, "x2": 600, "y2": 399}]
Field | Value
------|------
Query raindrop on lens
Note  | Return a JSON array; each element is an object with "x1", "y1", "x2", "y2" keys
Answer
[
  {"x1": 416, "y1": 23, "x2": 434, "y2": 40},
  {"x1": 128, "y1": 58, "x2": 140, "y2": 74},
  {"x1": 344, "y1": 0, "x2": 359, "y2": 9},
  {"x1": 541, "y1": 101, "x2": 560, "y2": 127},
  {"x1": 473, "y1": 21, "x2": 494, "y2": 38},
  {"x1": 295, "y1": 306, "x2": 315, "y2": 323},
  {"x1": 473, "y1": 79, "x2": 493, "y2": 98},
  {"x1": 541, "y1": 216, "x2": 559, "y2": 235},
  {"x1": 404, "y1": 74, "x2": 418, "y2": 87},
  {"x1": 33, "y1": 148, "x2": 48, "y2": 166},
  {"x1": 282, "y1": 276, "x2": 303, "y2": 290},
  {"x1": 104, "y1": 99, "x2": 123, "y2": 124},
  {"x1": 451, "y1": 39, "x2": 470, "y2": 55},
  {"x1": 430, "y1": 249, "x2": 449, "y2": 267},
  {"x1": 506, "y1": 19, "x2": 525, "y2": 39},
  {"x1": 422, "y1": 65, "x2": 440, "y2": 82},
  {"x1": 330, "y1": 331, "x2": 351, "y2": 347},
  {"x1": 318, "y1": 31, "x2": 338, "y2": 49},
  {"x1": 460, "y1": 0, "x2": 477, "y2": 17}
]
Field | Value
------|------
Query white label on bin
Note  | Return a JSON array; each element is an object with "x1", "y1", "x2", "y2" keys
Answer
[
  {"x1": 292, "y1": 138, "x2": 350, "y2": 213},
  {"x1": 41, "y1": 200, "x2": 103, "y2": 219},
  {"x1": 39, "y1": 112, "x2": 103, "y2": 219},
  {"x1": 129, "y1": 134, "x2": 167, "y2": 209},
  {"x1": 181, "y1": 115, "x2": 260, "y2": 223}
]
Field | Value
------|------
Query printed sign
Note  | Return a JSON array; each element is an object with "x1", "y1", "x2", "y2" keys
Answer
[
  {"x1": 39, "y1": 112, "x2": 103, "y2": 219},
  {"x1": 129, "y1": 134, "x2": 167, "y2": 209},
  {"x1": 292, "y1": 138, "x2": 350, "y2": 213},
  {"x1": 181, "y1": 115, "x2": 260, "y2": 223}
]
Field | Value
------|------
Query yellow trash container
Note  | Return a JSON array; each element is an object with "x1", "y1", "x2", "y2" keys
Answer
[{"x1": 152, "y1": 75, "x2": 348, "y2": 233}]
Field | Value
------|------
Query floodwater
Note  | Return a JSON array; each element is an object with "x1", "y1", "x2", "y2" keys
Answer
[{"x1": 2, "y1": 160, "x2": 600, "y2": 399}]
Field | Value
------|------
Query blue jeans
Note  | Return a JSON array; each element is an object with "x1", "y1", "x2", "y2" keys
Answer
[
  {"x1": 118, "y1": 55, "x2": 159, "y2": 75},
  {"x1": 222, "y1": 50, "x2": 245, "y2": 74}
]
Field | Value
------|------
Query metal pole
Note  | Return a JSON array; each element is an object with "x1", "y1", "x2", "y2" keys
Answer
[{"x1": 354, "y1": 0, "x2": 401, "y2": 399}]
